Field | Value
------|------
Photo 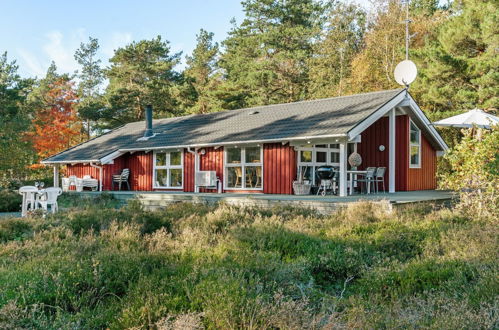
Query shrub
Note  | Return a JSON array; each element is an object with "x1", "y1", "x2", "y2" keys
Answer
[
  {"x1": 440, "y1": 126, "x2": 499, "y2": 219},
  {"x1": 0, "y1": 189, "x2": 22, "y2": 212}
]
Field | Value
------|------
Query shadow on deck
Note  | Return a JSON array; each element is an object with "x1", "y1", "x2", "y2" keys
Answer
[{"x1": 74, "y1": 190, "x2": 456, "y2": 214}]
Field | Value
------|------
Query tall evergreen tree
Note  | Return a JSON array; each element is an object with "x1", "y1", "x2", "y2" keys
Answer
[
  {"x1": 178, "y1": 29, "x2": 222, "y2": 114},
  {"x1": 219, "y1": 0, "x2": 326, "y2": 108},
  {"x1": 308, "y1": 2, "x2": 366, "y2": 98},
  {"x1": 413, "y1": 0, "x2": 499, "y2": 112},
  {"x1": 105, "y1": 36, "x2": 181, "y2": 125},
  {"x1": 74, "y1": 37, "x2": 105, "y2": 137},
  {"x1": 0, "y1": 52, "x2": 34, "y2": 184}
]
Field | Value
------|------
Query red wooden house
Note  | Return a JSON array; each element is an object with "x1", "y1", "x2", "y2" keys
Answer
[{"x1": 42, "y1": 89, "x2": 448, "y2": 197}]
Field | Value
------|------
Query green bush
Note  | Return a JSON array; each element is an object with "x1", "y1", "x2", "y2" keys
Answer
[
  {"x1": 0, "y1": 200, "x2": 496, "y2": 328},
  {"x1": 0, "y1": 189, "x2": 22, "y2": 212}
]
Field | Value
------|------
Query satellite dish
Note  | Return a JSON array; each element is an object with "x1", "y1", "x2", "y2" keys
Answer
[{"x1": 394, "y1": 60, "x2": 417, "y2": 86}]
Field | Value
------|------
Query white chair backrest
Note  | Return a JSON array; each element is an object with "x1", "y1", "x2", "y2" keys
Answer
[
  {"x1": 121, "y1": 168, "x2": 130, "y2": 179},
  {"x1": 43, "y1": 187, "x2": 62, "y2": 203},
  {"x1": 366, "y1": 167, "x2": 376, "y2": 178},
  {"x1": 376, "y1": 167, "x2": 386, "y2": 178},
  {"x1": 83, "y1": 175, "x2": 92, "y2": 179}
]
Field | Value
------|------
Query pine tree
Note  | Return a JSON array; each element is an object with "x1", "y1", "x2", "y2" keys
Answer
[
  {"x1": 308, "y1": 2, "x2": 366, "y2": 98},
  {"x1": 105, "y1": 36, "x2": 181, "y2": 125},
  {"x1": 179, "y1": 29, "x2": 222, "y2": 114},
  {"x1": 74, "y1": 37, "x2": 105, "y2": 137},
  {"x1": 219, "y1": 0, "x2": 326, "y2": 108},
  {"x1": 413, "y1": 0, "x2": 499, "y2": 112}
]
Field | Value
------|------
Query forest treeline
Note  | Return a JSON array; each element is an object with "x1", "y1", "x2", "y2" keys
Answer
[{"x1": 0, "y1": 0, "x2": 497, "y2": 183}]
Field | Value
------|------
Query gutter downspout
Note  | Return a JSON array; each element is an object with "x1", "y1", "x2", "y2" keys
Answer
[
  {"x1": 90, "y1": 163, "x2": 103, "y2": 192},
  {"x1": 187, "y1": 147, "x2": 199, "y2": 193}
]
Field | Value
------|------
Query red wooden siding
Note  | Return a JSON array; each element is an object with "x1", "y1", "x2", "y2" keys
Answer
[
  {"x1": 263, "y1": 143, "x2": 296, "y2": 194},
  {"x1": 183, "y1": 151, "x2": 195, "y2": 192},
  {"x1": 198, "y1": 147, "x2": 224, "y2": 193},
  {"x1": 102, "y1": 155, "x2": 127, "y2": 190},
  {"x1": 395, "y1": 115, "x2": 409, "y2": 191},
  {"x1": 128, "y1": 152, "x2": 153, "y2": 191},
  {"x1": 357, "y1": 117, "x2": 390, "y2": 188},
  {"x1": 407, "y1": 133, "x2": 437, "y2": 190}
]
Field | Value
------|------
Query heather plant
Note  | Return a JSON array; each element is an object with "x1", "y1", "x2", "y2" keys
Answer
[{"x1": 0, "y1": 200, "x2": 497, "y2": 329}]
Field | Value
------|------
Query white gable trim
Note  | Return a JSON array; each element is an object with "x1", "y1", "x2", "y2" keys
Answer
[
  {"x1": 347, "y1": 90, "x2": 448, "y2": 152},
  {"x1": 407, "y1": 96, "x2": 448, "y2": 151},
  {"x1": 348, "y1": 90, "x2": 407, "y2": 140}
]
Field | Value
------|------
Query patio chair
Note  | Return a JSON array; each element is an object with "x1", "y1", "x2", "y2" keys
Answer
[
  {"x1": 37, "y1": 187, "x2": 62, "y2": 213},
  {"x1": 374, "y1": 167, "x2": 386, "y2": 193},
  {"x1": 234, "y1": 167, "x2": 242, "y2": 188},
  {"x1": 62, "y1": 178, "x2": 71, "y2": 192},
  {"x1": 356, "y1": 167, "x2": 376, "y2": 194},
  {"x1": 113, "y1": 168, "x2": 130, "y2": 190}
]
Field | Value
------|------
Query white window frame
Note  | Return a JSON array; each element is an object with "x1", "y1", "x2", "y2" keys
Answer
[
  {"x1": 409, "y1": 119, "x2": 422, "y2": 168},
  {"x1": 224, "y1": 146, "x2": 263, "y2": 191},
  {"x1": 296, "y1": 144, "x2": 342, "y2": 186},
  {"x1": 153, "y1": 150, "x2": 184, "y2": 189}
]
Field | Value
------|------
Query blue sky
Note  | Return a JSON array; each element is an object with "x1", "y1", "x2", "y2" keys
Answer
[{"x1": 0, "y1": 0, "x2": 369, "y2": 78}]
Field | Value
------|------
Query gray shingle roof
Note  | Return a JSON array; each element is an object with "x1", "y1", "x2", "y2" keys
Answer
[{"x1": 43, "y1": 89, "x2": 405, "y2": 163}]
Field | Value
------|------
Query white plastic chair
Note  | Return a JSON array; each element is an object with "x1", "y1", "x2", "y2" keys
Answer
[
  {"x1": 62, "y1": 178, "x2": 71, "y2": 192},
  {"x1": 37, "y1": 187, "x2": 62, "y2": 213},
  {"x1": 19, "y1": 186, "x2": 39, "y2": 216},
  {"x1": 75, "y1": 178, "x2": 83, "y2": 192}
]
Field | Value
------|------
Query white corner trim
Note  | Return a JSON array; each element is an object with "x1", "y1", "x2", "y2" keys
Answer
[{"x1": 100, "y1": 150, "x2": 124, "y2": 165}]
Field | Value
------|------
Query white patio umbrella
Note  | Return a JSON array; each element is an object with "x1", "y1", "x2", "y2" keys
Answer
[{"x1": 433, "y1": 108, "x2": 499, "y2": 129}]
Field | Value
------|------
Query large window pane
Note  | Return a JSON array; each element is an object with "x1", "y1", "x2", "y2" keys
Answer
[
  {"x1": 246, "y1": 146, "x2": 261, "y2": 163},
  {"x1": 226, "y1": 167, "x2": 243, "y2": 188},
  {"x1": 156, "y1": 152, "x2": 166, "y2": 166},
  {"x1": 155, "y1": 169, "x2": 168, "y2": 187},
  {"x1": 170, "y1": 151, "x2": 182, "y2": 166},
  {"x1": 330, "y1": 152, "x2": 340, "y2": 163},
  {"x1": 316, "y1": 151, "x2": 327, "y2": 163},
  {"x1": 300, "y1": 150, "x2": 312, "y2": 162},
  {"x1": 410, "y1": 146, "x2": 420, "y2": 165},
  {"x1": 227, "y1": 148, "x2": 241, "y2": 163},
  {"x1": 169, "y1": 169, "x2": 182, "y2": 187},
  {"x1": 299, "y1": 166, "x2": 312, "y2": 182},
  {"x1": 410, "y1": 123, "x2": 420, "y2": 144},
  {"x1": 245, "y1": 166, "x2": 262, "y2": 188}
]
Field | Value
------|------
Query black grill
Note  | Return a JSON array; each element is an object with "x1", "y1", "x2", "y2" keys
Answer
[{"x1": 316, "y1": 166, "x2": 335, "y2": 180}]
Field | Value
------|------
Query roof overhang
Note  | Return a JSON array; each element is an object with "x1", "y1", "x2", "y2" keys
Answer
[{"x1": 348, "y1": 90, "x2": 448, "y2": 152}]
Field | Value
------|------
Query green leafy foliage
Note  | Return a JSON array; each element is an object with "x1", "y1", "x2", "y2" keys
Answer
[
  {"x1": 0, "y1": 201, "x2": 496, "y2": 328},
  {"x1": 440, "y1": 126, "x2": 499, "y2": 219}
]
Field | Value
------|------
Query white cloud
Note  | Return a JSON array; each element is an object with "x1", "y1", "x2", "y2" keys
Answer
[
  {"x1": 103, "y1": 32, "x2": 133, "y2": 58},
  {"x1": 17, "y1": 48, "x2": 45, "y2": 77},
  {"x1": 42, "y1": 30, "x2": 80, "y2": 74}
]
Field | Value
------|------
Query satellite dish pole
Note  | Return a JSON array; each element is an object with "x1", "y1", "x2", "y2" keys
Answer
[
  {"x1": 394, "y1": 0, "x2": 418, "y2": 88},
  {"x1": 404, "y1": 0, "x2": 410, "y2": 61}
]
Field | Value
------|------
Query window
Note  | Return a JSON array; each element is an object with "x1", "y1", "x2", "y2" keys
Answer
[
  {"x1": 297, "y1": 144, "x2": 343, "y2": 185},
  {"x1": 409, "y1": 120, "x2": 421, "y2": 168},
  {"x1": 225, "y1": 146, "x2": 263, "y2": 189},
  {"x1": 153, "y1": 150, "x2": 183, "y2": 188}
]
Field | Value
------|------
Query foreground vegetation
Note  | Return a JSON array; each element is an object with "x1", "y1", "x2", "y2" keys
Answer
[{"x1": 0, "y1": 195, "x2": 497, "y2": 329}]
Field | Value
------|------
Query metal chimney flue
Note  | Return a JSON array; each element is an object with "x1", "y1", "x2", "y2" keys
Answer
[{"x1": 144, "y1": 105, "x2": 153, "y2": 138}]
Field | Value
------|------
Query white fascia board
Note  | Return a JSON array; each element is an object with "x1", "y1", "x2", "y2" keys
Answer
[
  {"x1": 41, "y1": 159, "x2": 100, "y2": 165},
  {"x1": 407, "y1": 96, "x2": 449, "y2": 151},
  {"x1": 100, "y1": 150, "x2": 124, "y2": 164},
  {"x1": 348, "y1": 91, "x2": 407, "y2": 140},
  {"x1": 118, "y1": 133, "x2": 348, "y2": 153}
]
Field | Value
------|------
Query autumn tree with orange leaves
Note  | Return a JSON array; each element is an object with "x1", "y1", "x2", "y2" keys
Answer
[{"x1": 26, "y1": 78, "x2": 84, "y2": 162}]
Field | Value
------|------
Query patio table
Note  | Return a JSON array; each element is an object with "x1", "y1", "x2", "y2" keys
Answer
[{"x1": 347, "y1": 170, "x2": 369, "y2": 195}]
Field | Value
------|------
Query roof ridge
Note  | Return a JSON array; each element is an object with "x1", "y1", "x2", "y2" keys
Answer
[{"x1": 126, "y1": 88, "x2": 406, "y2": 125}]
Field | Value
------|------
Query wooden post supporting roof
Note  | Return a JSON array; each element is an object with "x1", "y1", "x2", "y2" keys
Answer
[{"x1": 389, "y1": 108, "x2": 396, "y2": 193}]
